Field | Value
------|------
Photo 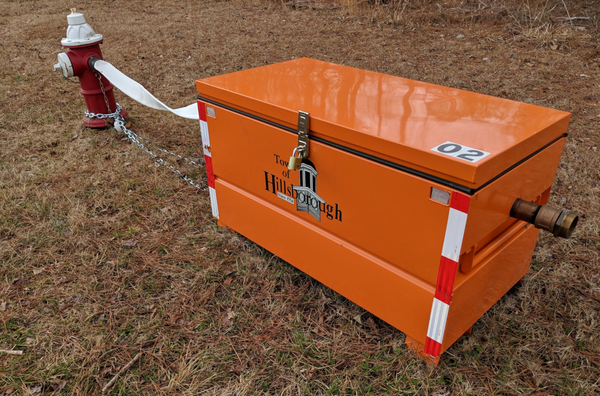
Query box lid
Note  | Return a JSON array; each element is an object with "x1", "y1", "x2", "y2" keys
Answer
[{"x1": 196, "y1": 58, "x2": 569, "y2": 191}]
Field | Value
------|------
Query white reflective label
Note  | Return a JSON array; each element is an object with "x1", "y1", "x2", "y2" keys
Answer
[
  {"x1": 441, "y1": 208, "x2": 468, "y2": 261},
  {"x1": 431, "y1": 141, "x2": 491, "y2": 163},
  {"x1": 209, "y1": 187, "x2": 219, "y2": 219},
  {"x1": 207, "y1": 106, "x2": 216, "y2": 118},
  {"x1": 426, "y1": 298, "x2": 450, "y2": 344},
  {"x1": 431, "y1": 187, "x2": 450, "y2": 205}
]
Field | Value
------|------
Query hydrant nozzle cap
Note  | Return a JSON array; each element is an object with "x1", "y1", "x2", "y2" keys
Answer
[
  {"x1": 61, "y1": 11, "x2": 103, "y2": 47},
  {"x1": 66, "y1": 12, "x2": 87, "y2": 26}
]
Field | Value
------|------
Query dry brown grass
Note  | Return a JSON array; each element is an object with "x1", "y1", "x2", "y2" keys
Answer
[{"x1": 1, "y1": 0, "x2": 599, "y2": 394}]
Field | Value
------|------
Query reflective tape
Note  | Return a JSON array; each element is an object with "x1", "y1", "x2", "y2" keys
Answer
[
  {"x1": 424, "y1": 191, "x2": 471, "y2": 358},
  {"x1": 433, "y1": 256, "x2": 458, "y2": 304},
  {"x1": 209, "y1": 186, "x2": 219, "y2": 219},
  {"x1": 198, "y1": 101, "x2": 218, "y2": 219},
  {"x1": 441, "y1": 208, "x2": 468, "y2": 262},
  {"x1": 200, "y1": 120, "x2": 211, "y2": 157},
  {"x1": 426, "y1": 298, "x2": 450, "y2": 344},
  {"x1": 205, "y1": 155, "x2": 215, "y2": 189}
]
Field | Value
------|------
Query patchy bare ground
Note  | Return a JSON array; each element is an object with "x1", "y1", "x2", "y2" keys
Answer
[{"x1": 1, "y1": 0, "x2": 599, "y2": 394}]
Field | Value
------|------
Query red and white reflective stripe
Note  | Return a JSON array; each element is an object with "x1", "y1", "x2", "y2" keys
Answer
[
  {"x1": 198, "y1": 101, "x2": 219, "y2": 219},
  {"x1": 424, "y1": 192, "x2": 470, "y2": 358}
]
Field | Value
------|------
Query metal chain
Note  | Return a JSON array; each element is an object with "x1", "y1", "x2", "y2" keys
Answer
[
  {"x1": 63, "y1": 75, "x2": 79, "y2": 84},
  {"x1": 85, "y1": 103, "x2": 122, "y2": 120},
  {"x1": 157, "y1": 148, "x2": 200, "y2": 167},
  {"x1": 92, "y1": 76, "x2": 200, "y2": 169},
  {"x1": 95, "y1": 72, "x2": 112, "y2": 113},
  {"x1": 85, "y1": 104, "x2": 204, "y2": 190}
]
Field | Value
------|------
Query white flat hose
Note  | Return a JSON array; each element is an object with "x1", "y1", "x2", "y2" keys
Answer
[{"x1": 93, "y1": 59, "x2": 198, "y2": 120}]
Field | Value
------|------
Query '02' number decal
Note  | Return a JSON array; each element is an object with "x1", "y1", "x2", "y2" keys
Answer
[{"x1": 431, "y1": 142, "x2": 491, "y2": 163}]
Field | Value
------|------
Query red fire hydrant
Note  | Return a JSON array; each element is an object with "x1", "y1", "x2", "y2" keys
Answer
[{"x1": 54, "y1": 11, "x2": 127, "y2": 128}]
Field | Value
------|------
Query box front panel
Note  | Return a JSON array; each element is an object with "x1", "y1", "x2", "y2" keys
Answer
[
  {"x1": 214, "y1": 178, "x2": 436, "y2": 344},
  {"x1": 204, "y1": 103, "x2": 460, "y2": 287}
]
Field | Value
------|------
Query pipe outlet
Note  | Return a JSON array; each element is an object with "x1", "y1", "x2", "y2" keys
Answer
[{"x1": 510, "y1": 198, "x2": 578, "y2": 239}]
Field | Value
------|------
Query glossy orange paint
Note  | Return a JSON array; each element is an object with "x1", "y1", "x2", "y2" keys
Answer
[
  {"x1": 195, "y1": 59, "x2": 570, "y2": 362},
  {"x1": 197, "y1": 58, "x2": 570, "y2": 189}
]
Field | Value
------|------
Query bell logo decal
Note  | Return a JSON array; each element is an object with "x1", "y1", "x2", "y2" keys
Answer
[{"x1": 293, "y1": 160, "x2": 325, "y2": 221}]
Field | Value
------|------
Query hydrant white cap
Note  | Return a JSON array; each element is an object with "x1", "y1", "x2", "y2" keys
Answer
[{"x1": 61, "y1": 12, "x2": 103, "y2": 47}]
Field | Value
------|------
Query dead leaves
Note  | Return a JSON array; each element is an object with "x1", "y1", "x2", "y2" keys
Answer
[
  {"x1": 223, "y1": 309, "x2": 237, "y2": 326},
  {"x1": 11, "y1": 277, "x2": 28, "y2": 287},
  {"x1": 6, "y1": 381, "x2": 67, "y2": 396},
  {"x1": 120, "y1": 239, "x2": 137, "y2": 248}
]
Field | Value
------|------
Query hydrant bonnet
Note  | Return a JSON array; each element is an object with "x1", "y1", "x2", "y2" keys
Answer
[{"x1": 61, "y1": 12, "x2": 103, "y2": 47}]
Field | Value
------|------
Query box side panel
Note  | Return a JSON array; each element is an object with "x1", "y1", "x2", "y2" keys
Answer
[
  {"x1": 205, "y1": 104, "x2": 457, "y2": 287},
  {"x1": 462, "y1": 138, "x2": 566, "y2": 254},
  {"x1": 441, "y1": 225, "x2": 540, "y2": 353},
  {"x1": 216, "y1": 178, "x2": 435, "y2": 345},
  {"x1": 472, "y1": 118, "x2": 568, "y2": 186}
]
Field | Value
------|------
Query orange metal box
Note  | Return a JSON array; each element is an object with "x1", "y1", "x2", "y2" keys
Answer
[{"x1": 195, "y1": 58, "x2": 570, "y2": 363}]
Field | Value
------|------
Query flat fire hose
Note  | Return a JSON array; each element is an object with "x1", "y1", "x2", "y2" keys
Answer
[{"x1": 93, "y1": 59, "x2": 199, "y2": 120}]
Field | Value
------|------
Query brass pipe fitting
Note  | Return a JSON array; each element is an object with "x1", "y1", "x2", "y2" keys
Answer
[
  {"x1": 553, "y1": 211, "x2": 579, "y2": 239},
  {"x1": 510, "y1": 198, "x2": 578, "y2": 239}
]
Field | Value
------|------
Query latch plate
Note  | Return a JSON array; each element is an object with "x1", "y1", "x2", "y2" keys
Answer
[
  {"x1": 288, "y1": 111, "x2": 310, "y2": 171},
  {"x1": 297, "y1": 110, "x2": 310, "y2": 159}
]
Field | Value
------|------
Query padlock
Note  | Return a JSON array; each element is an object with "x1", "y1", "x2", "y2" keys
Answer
[
  {"x1": 288, "y1": 148, "x2": 302, "y2": 170},
  {"x1": 288, "y1": 156, "x2": 301, "y2": 170},
  {"x1": 288, "y1": 155, "x2": 301, "y2": 170}
]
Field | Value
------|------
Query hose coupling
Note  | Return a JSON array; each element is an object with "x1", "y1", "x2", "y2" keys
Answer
[{"x1": 510, "y1": 198, "x2": 578, "y2": 239}]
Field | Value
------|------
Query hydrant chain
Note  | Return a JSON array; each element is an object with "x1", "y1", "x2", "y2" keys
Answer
[
  {"x1": 84, "y1": 103, "x2": 122, "y2": 120},
  {"x1": 62, "y1": 75, "x2": 79, "y2": 84},
  {"x1": 85, "y1": 105, "x2": 204, "y2": 191},
  {"x1": 95, "y1": 72, "x2": 112, "y2": 114}
]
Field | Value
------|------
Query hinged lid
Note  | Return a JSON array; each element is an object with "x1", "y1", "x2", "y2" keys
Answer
[{"x1": 196, "y1": 58, "x2": 569, "y2": 190}]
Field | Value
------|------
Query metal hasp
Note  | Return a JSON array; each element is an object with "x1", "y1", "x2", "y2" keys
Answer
[
  {"x1": 297, "y1": 111, "x2": 310, "y2": 158},
  {"x1": 288, "y1": 111, "x2": 310, "y2": 170},
  {"x1": 510, "y1": 198, "x2": 578, "y2": 239}
]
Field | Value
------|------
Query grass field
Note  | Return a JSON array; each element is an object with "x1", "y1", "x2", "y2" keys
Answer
[{"x1": 1, "y1": 0, "x2": 599, "y2": 394}]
